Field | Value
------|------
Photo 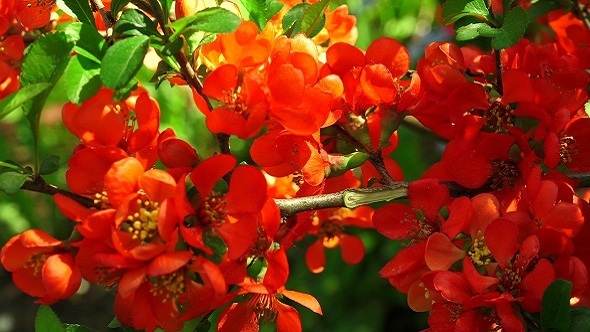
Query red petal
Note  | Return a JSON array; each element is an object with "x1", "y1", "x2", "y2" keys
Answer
[
  {"x1": 203, "y1": 64, "x2": 238, "y2": 100},
  {"x1": 442, "y1": 196, "x2": 471, "y2": 239},
  {"x1": 225, "y1": 165, "x2": 267, "y2": 214},
  {"x1": 281, "y1": 290, "x2": 322, "y2": 315},
  {"x1": 105, "y1": 157, "x2": 144, "y2": 206},
  {"x1": 433, "y1": 271, "x2": 471, "y2": 304},
  {"x1": 268, "y1": 64, "x2": 305, "y2": 106},
  {"x1": 326, "y1": 42, "x2": 365, "y2": 76},
  {"x1": 190, "y1": 154, "x2": 236, "y2": 199},
  {"x1": 485, "y1": 218, "x2": 519, "y2": 268},
  {"x1": 340, "y1": 234, "x2": 365, "y2": 265},
  {"x1": 305, "y1": 240, "x2": 326, "y2": 274},
  {"x1": 147, "y1": 251, "x2": 192, "y2": 276},
  {"x1": 462, "y1": 257, "x2": 498, "y2": 294},
  {"x1": 263, "y1": 249, "x2": 289, "y2": 290},
  {"x1": 365, "y1": 37, "x2": 410, "y2": 78},
  {"x1": 425, "y1": 232, "x2": 465, "y2": 271},
  {"x1": 42, "y1": 254, "x2": 82, "y2": 301},
  {"x1": 360, "y1": 64, "x2": 396, "y2": 103},
  {"x1": 217, "y1": 303, "x2": 258, "y2": 332},
  {"x1": 276, "y1": 301, "x2": 303, "y2": 332},
  {"x1": 409, "y1": 179, "x2": 450, "y2": 221},
  {"x1": 373, "y1": 203, "x2": 415, "y2": 240},
  {"x1": 502, "y1": 69, "x2": 533, "y2": 103}
]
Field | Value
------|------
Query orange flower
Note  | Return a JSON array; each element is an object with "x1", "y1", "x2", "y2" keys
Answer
[
  {"x1": 105, "y1": 157, "x2": 181, "y2": 260},
  {"x1": 62, "y1": 88, "x2": 160, "y2": 168},
  {"x1": 1, "y1": 229, "x2": 81, "y2": 304},
  {"x1": 198, "y1": 63, "x2": 269, "y2": 138}
]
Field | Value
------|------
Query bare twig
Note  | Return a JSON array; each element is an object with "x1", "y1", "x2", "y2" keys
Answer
[
  {"x1": 21, "y1": 177, "x2": 96, "y2": 208},
  {"x1": 89, "y1": 0, "x2": 115, "y2": 32}
]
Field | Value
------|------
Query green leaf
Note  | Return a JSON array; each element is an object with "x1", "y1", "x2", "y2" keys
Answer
[
  {"x1": 20, "y1": 32, "x2": 74, "y2": 174},
  {"x1": 491, "y1": 6, "x2": 528, "y2": 49},
  {"x1": 100, "y1": 35, "x2": 149, "y2": 90},
  {"x1": 114, "y1": 9, "x2": 160, "y2": 37},
  {"x1": 584, "y1": 100, "x2": 590, "y2": 118},
  {"x1": 39, "y1": 155, "x2": 60, "y2": 175},
  {"x1": 282, "y1": 3, "x2": 308, "y2": 36},
  {"x1": 61, "y1": 0, "x2": 96, "y2": 27},
  {"x1": 0, "y1": 172, "x2": 29, "y2": 194},
  {"x1": 111, "y1": 0, "x2": 131, "y2": 16},
  {"x1": 169, "y1": 7, "x2": 242, "y2": 39},
  {"x1": 203, "y1": 232, "x2": 227, "y2": 263},
  {"x1": 35, "y1": 306, "x2": 66, "y2": 332},
  {"x1": 195, "y1": 319, "x2": 211, "y2": 332},
  {"x1": 570, "y1": 307, "x2": 590, "y2": 331},
  {"x1": 64, "y1": 55, "x2": 102, "y2": 104},
  {"x1": 239, "y1": 0, "x2": 283, "y2": 31},
  {"x1": 501, "y1": 0, "x2": 514, "y2": 14},
  {"x1": 526, "y1": 0, "x2": 561, "y2": 23},
  {"x1": 541, "y1": 279, "x2": 572, "y2": 332},
  {"x1": 64, "y1": 324, "x2": 95, "y2": 332},
  {"x1": 113, "y1": 78, "x2": 139, "y2": 102},
  {"x1": 159, "y1": 0, "x2": 173, "y2": 23},
  {"x1": 299, "y1": 0, "x2": 329, "y2": 37},
  {"x1": 442, "y1": 0, "x2": 492, "y2": 25},
  {"x1": 454, "y1": 17, "x2": 500, "y2": 41},
  {"x1": 0, "y1": 83, "x2": 51, "y2": 120},
  {"x1": 63, "y1": 22, "x2": 107, "y2": 64}
]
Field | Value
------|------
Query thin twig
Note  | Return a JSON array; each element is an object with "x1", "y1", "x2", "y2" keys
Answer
[
  {"x1": 21, "y1": 177, "x2": 96, "y2": 208},
  {"x1": 89, "y1": 0, "x2": 115, "y2": 32}
]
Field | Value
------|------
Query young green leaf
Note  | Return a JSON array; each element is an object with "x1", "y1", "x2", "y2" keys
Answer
[
  {"x1": 239, "y1": 0, "x2": 284, "y2": 31},
  {"x1": 20, "y1": 32, "x2": 74, "y2": 174},
  {"x1": 0, "y1": 83, "x2": 50, "y2": 120},
  {"x1": 282, "y1": 3, "x2": 309, "y2": 36},
  {"x1": 526, "y1": 0, "x2": 561, "y2": 23},
  {"x1": 114, "y1": 9, "x2": 160, "y2": 37},
  {"x1": 64, "y1": 55, "x2": 102, "y2": 104},
  {"x1": 110, "y1": 0, "x2": 131, "y2": 16},
  {"x1": 491, "y1": 6, "x2": 527, "y2": 49},
  {"x1": 327, "y1": 152, "x2": 370, "y2": 178},
  {"x1": 64, "y1": 324, "x2": 96, "y2": 332},
  {"x1": 300, "y1": 0, "x2": 329, "y2": 37},
  {"x1": 541, "y1": 279, "x2": 572, "y2": 332},
  {"x1": 35, "y1": 306, "x2": 66, "y2": 332},
  {"x1": 0, "y1": 172, "x2": 29, "y2": 194},
  {"x1": 159, "y1": 0, "x2": 173, "y2": 23},
  {"x1": 100, "y1": 35, "x2": 150, "y2": 90},
  {"x1": 39, "y1": 155, "x2": 61, "y2": 176},
  {"x1": 442, "y1": 0, "x2": 492, "y2": 25},
  {"x1": 60, "y1": 0, "x2": 96, "y2": 27},
  {"x1": 169, "y1": 7, "x2": 242, "y2": 39},
  {"x1": 63, "y1": 22, "x2": 107, "y2": 64},
  {"x1": 454, "y1": 17, "x2": 500, "y2": 41}
]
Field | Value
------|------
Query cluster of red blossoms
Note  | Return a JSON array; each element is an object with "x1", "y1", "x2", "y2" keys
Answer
[{"x1": 1, "y1": 0, "x2": 590, "y2": 331}]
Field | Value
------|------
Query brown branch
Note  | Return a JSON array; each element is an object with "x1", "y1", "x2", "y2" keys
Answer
[
  {"x1": 572, "y1": 0, "x2": 590, "y2": 30},
  {"x1": 21, "y1": 177, "x2": 96, "y2": 208},
  {"x1": 493, "y1": 49, "x2": 503, "y2": 95},
  {"x1": 275, "y1": 183, "x2": 409, "y2": 218}
]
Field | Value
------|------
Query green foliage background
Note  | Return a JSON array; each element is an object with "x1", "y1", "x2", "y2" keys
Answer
[{"x1": 0, "y1": 0, "x2": 444, "y2": 330}]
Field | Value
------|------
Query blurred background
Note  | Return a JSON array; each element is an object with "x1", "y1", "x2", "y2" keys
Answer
[{"x1": 0, "y1": 0, "x2": 449, "y2": 330}]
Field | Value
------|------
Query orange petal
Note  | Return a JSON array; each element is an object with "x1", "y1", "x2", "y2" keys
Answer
[
  {"x1": 365, "y1": 37, "x2": 410, "y2": 78},
  {"x1": 42, "y1": 254, "x2": 82, "y2": 301},
  {"x1": 281, "y1": 290, "x2": 323, "y2": 315}
]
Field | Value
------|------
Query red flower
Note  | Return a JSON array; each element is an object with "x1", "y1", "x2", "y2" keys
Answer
[
  {"x1": 62, "y1": 88, "x2": 160, "y2": 168},
  {"x1": 15, "y1": 0, "x2": 54, "y2": 29},
  {"x1": 105, "y1": 157, "x2": 181, "y2": 260},
  {"x1": 181, "y1": 154, "x2": 268, "y2": 260},
  {"x1": 1, "y1": 229, "x2": 81, "y2": 304},
  {"x1": 304, "y1": 206, "x2": 373, "y2": 273},
  {"x1": 197, "y1": 63, "x2": 268, "y2": 138},
  {"x1": 218, "y1": 277, "x2": 322, "y2": 332},
  {"x1": 116, "y1": 252, "x2": 225, "y2": 331}
]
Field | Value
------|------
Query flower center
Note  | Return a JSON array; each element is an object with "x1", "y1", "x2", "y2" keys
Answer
[
  {"x1": 314, "y1": 215, "x2": 346, "y2": 248},
  {"x1": 93, "y1": 190, "x2": 110, "y2": 209},
  {"x1": 94, "y1": 266, "x2": 121, "y2": 289},
  {"x1": 499, "y1": 265, "x2": 523, "y2": 291},
  {"x1": 484, "y1": 101, "x2": 514, "y2": 133},
  {"x1": 26, "y1": 0, "x2": 54, "y2": 9},
  {"x1": 198, "y1": 193, "x2": 227, "y2": 226},
  {"x1": 469, "y1": 236, "x2": 492, "y2": 266},
  {"x1": 125, "y1": 199, "x2": 160, "y2": 241},
  {"x1": 559, "y1": 135, "x2": 578, "y2": 164},
  {"x1": 23, "y1": 253, "x2": 48, "y2": 277},
  {"x1": 248, "y1": 294, "x2": 278, "y2": 324},
  {"x1": 149, "y1": 270, "x2": 186, "y2": 303},
  {"x1": 487, "y1": 159, "x2": 520, "y2": 190},
  {"x1": 404, "y1": 209, "x2": 437, "y2": 244},
  {"x1": 221, "y1": 87, "x2": 248, "y2": 117}
]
